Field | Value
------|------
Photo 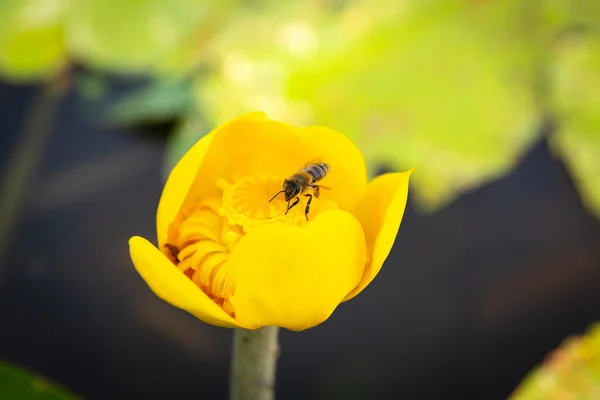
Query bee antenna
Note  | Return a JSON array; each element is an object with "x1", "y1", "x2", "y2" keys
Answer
[{"x1": 269, "y1": 191, "x2": 285, "y2": 202}]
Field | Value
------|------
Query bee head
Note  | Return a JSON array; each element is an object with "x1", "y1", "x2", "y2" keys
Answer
[{"x1": 283, "y1": 179, "x2": 300, "y2": 201}]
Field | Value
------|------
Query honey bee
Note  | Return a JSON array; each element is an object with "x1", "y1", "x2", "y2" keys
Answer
[{"x1": 269, "y1": 161, "x2": 331, "y2": 220}]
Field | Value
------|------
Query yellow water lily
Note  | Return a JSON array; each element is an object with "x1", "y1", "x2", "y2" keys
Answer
[{"x1": 129, "y1": 112, "x2": 412, "y2": 331}]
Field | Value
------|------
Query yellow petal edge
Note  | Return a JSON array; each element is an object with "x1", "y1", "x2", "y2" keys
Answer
[
  {"x1": 344, "y1": 169, "x2": 414, "y2": 301},
  {"x1": 129, "y1": 236, "x2": 254, "y2": 329}
]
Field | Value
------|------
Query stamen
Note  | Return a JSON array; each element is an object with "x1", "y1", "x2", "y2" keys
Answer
[
  {"x1": 166, "y1": 200, "x2": 237, "y2": 316},
  {"x1": 194, "y1": 252, "x2": 228, "y2": 289},
  {"x1": 223, "y1": 300, "x2": 234, "y2": 315}
]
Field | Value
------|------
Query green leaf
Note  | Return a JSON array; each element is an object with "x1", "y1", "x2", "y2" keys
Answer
[
  {"x1": 287, "y1": 0, "x2": 543, "y2": 210},
  {"x1": 194, "y1": 1, "x2": 331, "y2": 128},
  {"x1": 549, "y1": 32, "x2": 600, "y2": 220},
  {"x1": 106, "y1": 78, "x2": 195, "y2": 127},
  {"x1": 195, "y1": 0, "x2": 550, "y2": 210},
  {"x1": 76, "y1": 70, "x2": 108, "y2": 101},
  {"x1": 67, "y1": 0, "x2": 233, "y2": 74},
  {"x1": 0, "y1": 0, "x2": 68, "y2": 82},
  {"x1": 510, "y1": 323, "x2": 600, "y2": 399},
  {"x1": 164, "y1": 109, "x2": 210, "y2": 178},
  {"x1": 0, "y1": 360, "x2": 79, "y2": 400}
]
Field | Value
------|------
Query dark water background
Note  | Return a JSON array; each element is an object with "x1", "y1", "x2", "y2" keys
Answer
[{"x1": 1, "y1": 79, "x2": 599, "y2": 400}]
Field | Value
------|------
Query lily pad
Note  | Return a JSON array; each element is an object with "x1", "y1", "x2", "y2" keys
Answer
[
  {"x1": 0, "y1": 0, "x2": 68, "y2": 82},
  {"x1": 164, "y1": 109, "x2": 210, "y2": 177},
  {"x1": 106, "y1": 78, "x2": 195, "y2": 127},
  {"x1": 287, "y1": 0, "x2": 542, "y2": 210},
  {"x1": 549, "y1": 32, "x2": 600, "y2": 220},
  {"x1": 194, "y1": 1, "x2": 329, "y2": 128},
  {"x1": 66, "y1": 0, "x2": 230, "y2": 74},
  {"x1": 510, "y1": 323, "x2": 600, "y2": 399},
  {"x1": 0, "y1": 360, "x2": 79, "y2": 400},
  {"x1": 196, "y1": 0, "x2": 545, "y2": 211}
]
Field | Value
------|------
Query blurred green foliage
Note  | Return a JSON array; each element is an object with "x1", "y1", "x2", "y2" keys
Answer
[
  {"x1": 286, "y1": 0, "x2": 542, "y2": 208},
  {"x1": 549, "y1": 33, "x2": 600, "y2": 220},
  {"x1": 106, "y1": 78, "x2": 195, "y2": 127},
  {"x1": 164, "y1": 108, "x2": 210, "y2": 174},
  {"x1": 510, "y1": 323, "x2": 600, "y2": 399},
  {"x1": 1, "y1": 0, "x2": 599, "y2": 215},
  {"x1": 0, "y1": 360, "x2": 78, "y2": 399},
  {"x1": 67, "y1": 0, "x2": 231, "y2": 74},
  {"x1": 0, "y1": 0, "x2": 232, "y2": 80},
  {"x1": 0, "y1": 0, "x2": 67, "y2": 81}
]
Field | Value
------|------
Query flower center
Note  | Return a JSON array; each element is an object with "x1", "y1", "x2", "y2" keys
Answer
[
  {"x1": 163, "y1": 174, "x2": 338, "y2": 317},
  {"x1": 219, "y1": 175, "x2": 338, "y2": 231},
  {"x1": 218, "y1": 175, "x2": 303, "y2": 232}
]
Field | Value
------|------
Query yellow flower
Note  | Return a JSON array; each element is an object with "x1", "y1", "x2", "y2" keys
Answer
[{"x1": 129, "y1": 112, "x2": 412, "y2": 331}]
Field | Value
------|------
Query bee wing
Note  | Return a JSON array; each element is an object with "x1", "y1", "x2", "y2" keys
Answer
[{"x1": 301, "y1": 157, "x2": 326, "y2": 170}]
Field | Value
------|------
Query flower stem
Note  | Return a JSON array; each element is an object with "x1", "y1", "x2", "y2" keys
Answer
[
  {"x1": 230, "y1": 327, "x2": 279, "y2": 400},
  {"x1": 0, "y1": 68, "x2": 70, "y2": 277}
]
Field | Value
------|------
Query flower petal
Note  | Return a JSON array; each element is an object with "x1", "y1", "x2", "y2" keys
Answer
[
  {"x1": 177, "y1": 114, "x2": 367, "y2": 217},
  {"x1": 129, "y1": 236, "x2": 253, "y2": 329},
  {"x1": 156, "y1": 133, "x2": 213, "y2": 248},
  {"x1": 156, "y1": 112, "x2": 266, "y2": 248},
  {"x1": 299, "y1": 126, "x2": 368, "y2": 211},
  {"x1": 226, "y1": 210, "x2": 366, "y2": 331},
  {"x1": 343, "y1": 170, "x2": 413, "y2": 301}
]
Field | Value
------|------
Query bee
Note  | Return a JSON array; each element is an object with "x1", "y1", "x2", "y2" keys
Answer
[{"x1": 269, "y1": 161, "x2": 331, "y2": 220}]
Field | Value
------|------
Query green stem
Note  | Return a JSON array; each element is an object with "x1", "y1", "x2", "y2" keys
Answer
[
  {"x1": 0, "y1": 69, "x2": 70, "y2": 275},
  {"x1": 230, "y1": 327, "x2": 280, "y2": 400}
]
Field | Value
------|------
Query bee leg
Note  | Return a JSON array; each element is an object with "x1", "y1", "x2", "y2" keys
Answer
[
  {"x1": 304, "y1": 194, "x2": 313, "y2": 221},
  {"x1": 311, "y1": 185, "x2": 321, "y2": 198},
  {"x1": 285, "y1": 197, "x2": 300, "y2": 214},
  {"x1": 313, "y1": 184, "x2": 331, "y2": 191}
]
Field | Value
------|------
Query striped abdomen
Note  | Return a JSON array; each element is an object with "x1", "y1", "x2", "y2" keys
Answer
[{"x1": 302, "y1": 162, "x2": 330, "y2": 184}]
